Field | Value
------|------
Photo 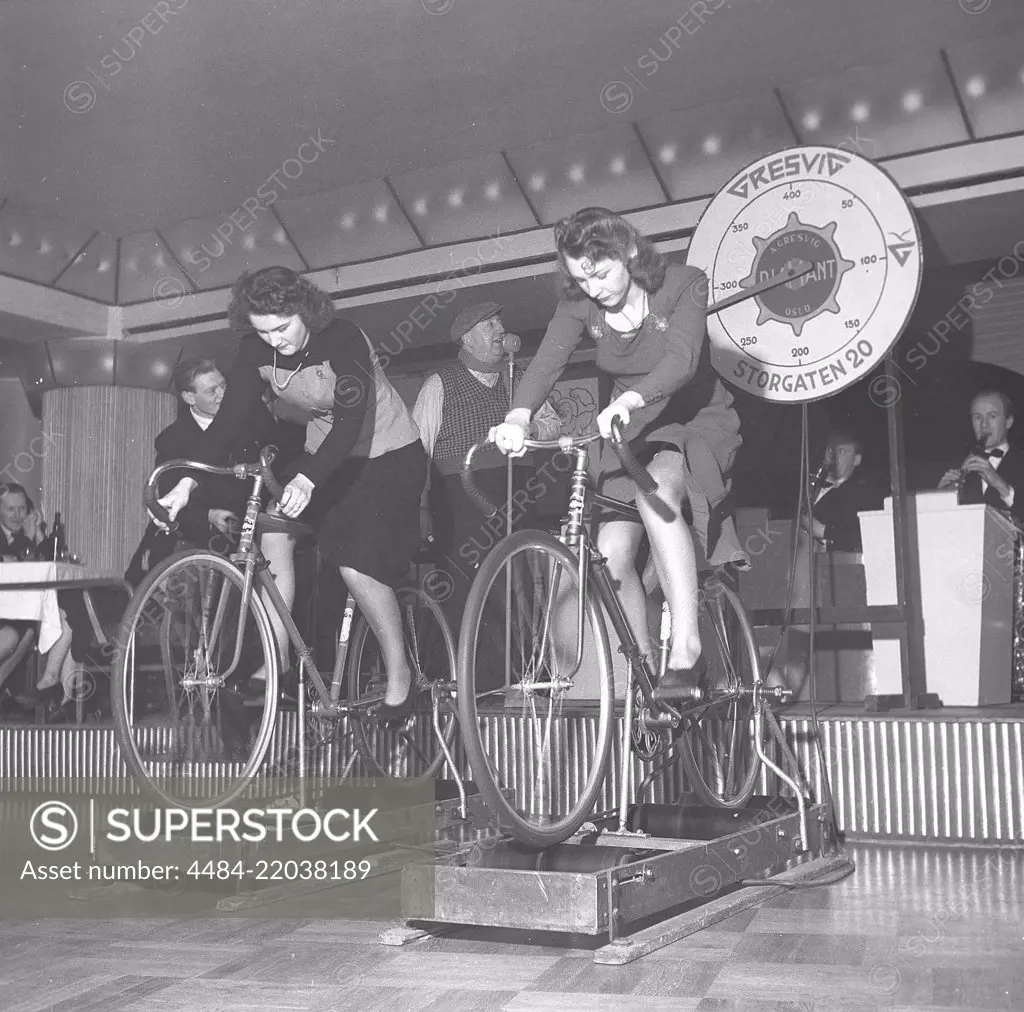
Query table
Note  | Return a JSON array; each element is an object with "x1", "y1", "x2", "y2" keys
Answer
[{"x1": 0, "y1": 562, "x2": 129, "y2": 654}]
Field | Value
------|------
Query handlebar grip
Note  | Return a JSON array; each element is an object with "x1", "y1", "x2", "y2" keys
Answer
[
  {"x1": 608, "y1": 418, "x2": 659, "y2": 496},
  {"x1": 460, "y1": 442, "x2": 499, "y2": 518},
  {"x1": 259, "y1": 445, "x2": 285, "y2": 502},
  {"x1": 143, "y1": 484, "x2": 178, "y2": 534}
]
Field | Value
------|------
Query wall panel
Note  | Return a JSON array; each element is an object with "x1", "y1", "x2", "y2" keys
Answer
[{"x1": 41, "y1": 387, "x2": 177, "y2": 573}]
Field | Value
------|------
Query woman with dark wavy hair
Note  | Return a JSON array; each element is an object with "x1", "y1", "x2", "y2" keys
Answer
[
  {"x1": 159, "y1": 266, "x2": 427, "y2": 725},
  {"x1": 492, "y1": 207, "x2": 749, "y2": 699}
]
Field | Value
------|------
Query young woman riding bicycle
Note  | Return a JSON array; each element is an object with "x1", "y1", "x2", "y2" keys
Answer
[
  {"x1": 491, "y1": 207, "x2": 750, "y2": 699},
  {"x1": 157, "y1": 266, "x2": 426, "y2": 727}
]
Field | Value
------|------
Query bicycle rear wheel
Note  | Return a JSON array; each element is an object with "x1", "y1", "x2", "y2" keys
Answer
[
  {"x1": 111, "y1": 550, "x2": 279, "y2": 808},
  {"x1": 347, "y1": 587, "x2": 457, "y2": 779},
  {"x1": 677, "y1": 571, "x2": 762, "y2": 808},
  {"x1": 458, "y1": 530, "x2": 614, "y2": 848}
]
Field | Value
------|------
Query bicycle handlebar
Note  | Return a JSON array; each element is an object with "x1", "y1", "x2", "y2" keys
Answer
[
  {"x1": 144, "y1": 445, "x2": 284, "y2": 530},
  {"x1": 461, "y1": 418, "x2": 658, "y2": 518}
]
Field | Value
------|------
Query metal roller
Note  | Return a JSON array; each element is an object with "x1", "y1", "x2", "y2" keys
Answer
[{"x1": 628, "y1": 800, "x2": 799, "y2": 841}]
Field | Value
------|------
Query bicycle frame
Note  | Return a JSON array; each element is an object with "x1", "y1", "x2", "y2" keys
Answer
[
  {"x1": 145, "y1": 455, "x2": 369, "y2": 718},
  {"x1": 552, "y1": 446, "x2": 684, "y2": 729}
]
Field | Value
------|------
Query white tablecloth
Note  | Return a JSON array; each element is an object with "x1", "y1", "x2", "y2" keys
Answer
[{"x1": 0, "y1": 562, "x2": 117, "y2": 653}]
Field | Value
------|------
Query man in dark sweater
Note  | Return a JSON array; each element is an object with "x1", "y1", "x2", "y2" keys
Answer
[{"x1": 412, "y1": 303, "x2": 562, "y2": 629}]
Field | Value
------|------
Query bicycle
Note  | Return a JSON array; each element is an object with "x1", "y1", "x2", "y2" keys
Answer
[
  {"x1": 111, "y1": 447, "x2": 457, "y2": 808},
  {"x1": 457, "y1": 420, "x2": 794, "y2": 848}
]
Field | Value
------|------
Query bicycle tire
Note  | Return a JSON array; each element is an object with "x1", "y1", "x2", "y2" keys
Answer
[
  {"x1": 347, "y1": 587, "x2": 458, "y2": 780},
  {"x1": 111, "y1": 550, "x2": 280, "y2": 808},
  {"x1": 458, "y1": 530, "x2": 615, "y2": 848},
  {"x1": 677, "y1": 573, "x2": 762, "y2": 808}
]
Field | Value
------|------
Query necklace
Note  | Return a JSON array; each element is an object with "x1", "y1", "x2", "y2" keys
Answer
[
  {"x1": 271, "y1": 348, "x2": 307, "y2": 391},
  {"x1": 606, "y1": 289, "x2": 648, "y2": 335}
]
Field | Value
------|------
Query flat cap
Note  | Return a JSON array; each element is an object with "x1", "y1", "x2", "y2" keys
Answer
[{"x1": 451, "y1": 302, "x2": 502, "y2": 343}]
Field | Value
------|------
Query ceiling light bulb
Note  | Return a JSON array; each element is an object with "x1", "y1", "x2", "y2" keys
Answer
[
  {"x1": 373, "y1": 205, "x2": 388, "y2": 222},
  {"x1": 850, "y1": 102, "x2": 870, "y2": 123},
  {"x1": 528, "y1": 173, "x2": 546, "y2": 191},
  {"x1": 609, "y1": 156, "x2": 626, "y2": 175},
  {"x1": 965, "y1": 75, "x2": 986, "y2": 99},
  {"x1": 273, "y1": 229, "x2": 286, "y2": 243},
  {"x1": 802, "y1": 111, "x2": 821, "y2": 132},
  {"x1": 341, "y1": 212, "x2": 356, "y2": 229},
  {"x1": 448, "y1": 189, "x2": 464, "y2": 208},
  {"x1": 902, "y1": 90, "x2": 923, "y2": 113},
  {"x1": 702, "y1": 135, "x2": 721, "y2": 156},
  {"x1": 659, "y1": 145, "x2": 677, "y2": 164},
  {"x1": 484, "y1": 181, "x2": 501, "y2": 200},
  {"x1": 243, "y1": 234, "x2": 257, "y2": 250},
  {"x1": 413, "y1": 198, "x2": 428, "y2": 215},
  {"x1": 568, "y1": 164, "x2": 585, "y2": 184},
  {"x1": 38, "y1": 239, "x2": 52, "y2": 255},
  {"x1": 97, "y1": 259, "x2": 111, "y2": 273}
]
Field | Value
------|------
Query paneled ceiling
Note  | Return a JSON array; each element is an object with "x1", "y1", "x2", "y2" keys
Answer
[
  {"x1": 4, "y1": 0, "x2": 1022, "y2": 235},
  {"x1": 2, "y1": 0, "x2": 1024, "y2": 389}
]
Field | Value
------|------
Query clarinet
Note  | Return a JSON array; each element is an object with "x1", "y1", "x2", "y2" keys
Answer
[
  {"x1": 809, "y1": 459, "x2": 831, "y2": 500},
  {"x1": 956, "y1": 441, "x2": 987, "y2": 504},
  {"x1": 805, "y1": 459, "x2": 832, "y2": 550}
]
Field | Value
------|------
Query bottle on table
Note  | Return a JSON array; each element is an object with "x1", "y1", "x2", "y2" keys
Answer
[{"x1": 52, "y1": 512, "x2": 68, "y2": 561}]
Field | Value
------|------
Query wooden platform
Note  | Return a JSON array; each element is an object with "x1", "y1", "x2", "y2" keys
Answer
[{"x1": 0, "y1": 841, "x2": 1020, "y2": 1011}]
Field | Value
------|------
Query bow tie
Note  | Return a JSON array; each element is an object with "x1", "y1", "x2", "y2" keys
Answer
[{"x1": 987, "y1": 448, "x2": 1005, "y2": 459}]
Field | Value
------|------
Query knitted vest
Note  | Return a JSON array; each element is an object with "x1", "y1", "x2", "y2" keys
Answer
[{"x1": 434, "y1": 360, "x2": 524, "y2": 473}]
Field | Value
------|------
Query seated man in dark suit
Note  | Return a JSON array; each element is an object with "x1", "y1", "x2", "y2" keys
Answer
[
  {"x1": 805, "y1": 430, "x2": 885, "y2": 553},
  {"x1": 130, "y1": 358, "x2": 291, "y2": 749},
  {"x1": 938, "y1": 389, "x2": 1024, "y2": 524},
  {"x1": 128, "y1": 357, "x2": 283, "y2": 583}
]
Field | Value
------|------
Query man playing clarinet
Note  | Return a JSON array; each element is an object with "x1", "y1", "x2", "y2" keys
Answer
[{"x1": 939, "y1": 390, "x2": 1024, "y2": 524}]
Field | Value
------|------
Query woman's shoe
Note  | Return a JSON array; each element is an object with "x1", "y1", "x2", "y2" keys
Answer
[
  {"x1": 377, "y1": 680, "x2": 415, "y2": 730},
  {"x1": 41, "y1": 695, "x2": 76, "y2": 725},
  {"x1": 653, "y1": 655, "x2": 708, "y2": 703}
]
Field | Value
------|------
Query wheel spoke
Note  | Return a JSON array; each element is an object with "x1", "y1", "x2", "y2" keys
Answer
[
  {"x1": 677, "y1": 577, "x2": 761, "y2": 808},
  {"x1": 112, "y1": 552, "x2": 280, "y2": 808},
  {"x1": 457, "y1": 531, "x2": 615, "y2": 847},
  {"x1": 348, "y1": 588, "x2": 456, "y2": 780}
]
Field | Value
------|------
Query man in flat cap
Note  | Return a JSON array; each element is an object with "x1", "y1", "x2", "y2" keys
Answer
[{"x1": 413, "y1": 302, "x2": 562, "y2": 629}]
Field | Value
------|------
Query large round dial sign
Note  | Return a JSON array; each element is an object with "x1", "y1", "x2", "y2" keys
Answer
[{"x1": 688, "y1": 145, "x2": 922, "y2": 403}]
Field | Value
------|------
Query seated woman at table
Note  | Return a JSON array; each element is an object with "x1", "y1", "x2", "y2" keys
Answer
[{"x1": 0, "y1": 482, "x2": 78, "y2": 720}]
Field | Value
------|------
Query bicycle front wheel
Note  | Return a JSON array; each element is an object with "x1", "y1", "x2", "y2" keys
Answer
[
  {"x1": 677, "y1": 572, "x2": 762, "y2": 808},
  {"x1": 111, "y1": 550, "x2": 279, "y2": 808},
  {"x1": 347, "y1": 587, "x2": 457, "y2": 780},
  {"x1": 458, "y1": 530, "x2": 614, "y2": 848}
]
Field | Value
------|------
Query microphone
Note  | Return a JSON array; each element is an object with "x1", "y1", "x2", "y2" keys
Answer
[{"x1": 502, "y1": 333, "x2": 522, "y2": 355}]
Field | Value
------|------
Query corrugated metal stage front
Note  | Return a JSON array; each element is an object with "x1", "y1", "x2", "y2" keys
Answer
[{"x1": 1, "y1": 704, "x2": 1022, "y2": 845}]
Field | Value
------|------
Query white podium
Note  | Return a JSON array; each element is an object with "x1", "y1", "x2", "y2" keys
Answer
[{"x1": 859, "y1": 492, "x2": 1014, "y2": 706}]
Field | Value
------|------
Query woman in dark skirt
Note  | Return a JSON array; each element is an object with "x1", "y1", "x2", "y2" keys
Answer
[
  {"x1": 492, "y1": 207, "x2": 750, "y2": 700},
  {"x1": 158, "y1": 267, "x2": 426, "y2": 724}
]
